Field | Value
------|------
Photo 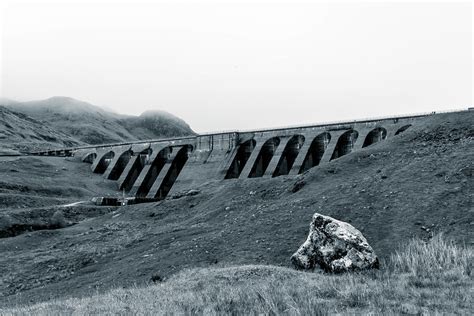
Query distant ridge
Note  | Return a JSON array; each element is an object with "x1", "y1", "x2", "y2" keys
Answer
[{"x1": 4, "y1": 96, "x2": 195, "y2": 146}]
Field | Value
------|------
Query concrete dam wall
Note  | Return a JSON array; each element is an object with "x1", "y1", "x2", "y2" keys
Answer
[
  {"x1": 34, "y1": 113, "x2": 440, "y2": 201},
  {"x1": 68, "y1": 114, "x2": 428, "y2": 200}
]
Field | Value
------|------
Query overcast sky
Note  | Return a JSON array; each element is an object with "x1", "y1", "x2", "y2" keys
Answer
[{"x1": 0, "y1": 0, "x2": 472, "y2": 133}]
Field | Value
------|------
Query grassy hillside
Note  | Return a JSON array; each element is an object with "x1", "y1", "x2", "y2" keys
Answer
[
  {"x1": 4, "y1": 96, "x2": 194, "y2": 145},
  {"x1": 0, "y1": 110, "x2": 472, "y2": 308},
  {"x1": 0, "y1": 156, "x2": 120, "y2": 209},
  {"x1": 3, "y1": 236, "x2": 472, "y2": 315},
  {"x1": 0, "y1": 106, "x2": 83, "y2": 152}
]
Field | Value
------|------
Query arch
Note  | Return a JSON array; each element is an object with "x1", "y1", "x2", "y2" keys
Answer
[
  {"x1": 395, "y1": 124, "x2": 411, "y2": 135},
  {"x1": 362, "y1": 127, "x2": 387, "y2": 148},
  {"x1": 248, "y1": 137, "x2": 280, "y2": 178},
  {"x1": 121, "y1": 148, "x2": 153, "y2": 192},
  {"x1": 330, "y1": 130, "x2": 359, "y2": 160},
  {"x1": 273, "y1": 135, "x2": 305, "y2": 177},
  {"x1": 299, "y1": 132, "x2": 331, "y2": 173},
  {"x1": 107, "y1": 150, "x2": 133, "y2": 180},
  {"x1": 82, "y1": 152, "x2": 97, "y2": 164},
  {"x1": 225, "y1": 139, "x2": 256, "y2": 179},
  {"x1": 136, "y1": 147, "x2": 172, "y2": 197},
  {"x1": 154, "y1": 145, "x2": 194, "y2": 199},
  {"x1": 94, "y1": 151, "x2": 115, "y2": 174}
]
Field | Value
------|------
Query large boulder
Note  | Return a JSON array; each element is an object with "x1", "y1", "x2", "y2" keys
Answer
[{"x1": 291, "y1": 213, "x2": 379, "y2": 273}]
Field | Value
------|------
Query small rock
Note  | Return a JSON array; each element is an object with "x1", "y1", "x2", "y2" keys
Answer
[
  {"x1": 51, "y1": 210, "x2": 67, "y2": 228},
  {"x1": 186, "y1": 189, "x2": 200, "y2": 196},
  {"x1": 171, "y1": 189, "x2": 200, "y2": 199},
  {"x1": 151, "y1": 274, "x2": 163, "y2": 283}
]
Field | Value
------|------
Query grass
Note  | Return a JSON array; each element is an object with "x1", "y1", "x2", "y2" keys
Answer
[{"x1": 2, "y1": 235, "x2": 472, "y2": 315}]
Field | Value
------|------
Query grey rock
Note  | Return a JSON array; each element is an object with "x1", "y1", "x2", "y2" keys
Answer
[{"x1": 291, "y1": 213, "x2": 379, "y2": 273}]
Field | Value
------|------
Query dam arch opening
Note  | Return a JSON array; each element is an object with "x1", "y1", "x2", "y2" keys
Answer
[
  {"x1": 136, "y1": 147, "x2": 171, "y2": 197},
  {"x1": 249, "y1": 137, "x2": 280, "y2": 178},
  {"x1": 94, "y1": 151, "x2": 115, "y2": 174},
  {"x1": 362, "y1": 127, "x2": 387, "y2": 148},
  {"x1": 121, "y1": 148, "x2": 153, "y2": 192},
  {"x1": 82, "y1": 152, "x2": 97, "y2": 164},
  {"x1": 273, "y1": 135, "x2": 305, "y2": 177},
  {"x1": 154, "y1": 145, "x2": 194, "y2": 199},
  {"x1": 225, "y1": 139, "x2": 256, "y2": 179},
  {"x1": 108, "y1": 150, "x2": 133, "y2": 180},
  {"x1": 299, "y1": 132, "x2": 331, "y2": 173},
  {"x1": 330, "y1": 130, "x2": 359, "y2": 160}
]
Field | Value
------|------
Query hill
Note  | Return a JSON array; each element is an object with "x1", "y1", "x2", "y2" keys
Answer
[
  {"x1": 121, "y1": 110, "x2": 196, "y2": 140},
  {"x1": 0, "y1": 106, "x2": 84, "y2": 152},
  {"x1": 4, "y1": 96, "x2": 195, "y2": 145},
  {"x1": 0, "y1": 110, "x2": 472, "y2": 307}
]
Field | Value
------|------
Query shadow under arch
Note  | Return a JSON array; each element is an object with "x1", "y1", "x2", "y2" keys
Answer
[
  {"x1": 362, "y1": 127, "x2": 387, "y2": 148},
  {"x1": 299, "y1": 132, "x2": 331, "y2": 173},
  {"x1": 154, "y1": 145, "x2": 194, "y2": 199},
  {"x1": 82, "y1": 152, "x2": 97, "y2": 164},
  {"x1": 94, "y1": 151, "x2": 115, "y2": 174},
  {"x1": 121, "y1": 148, "x2": 153, "y2": 192},
  {"x1": 273, "y1": 135, "x2": 305, "y2": 177},
  {"x1": 225, "y1": 139, "x2": 256, "y2": 179},
  {"x1": 330, "y1": 130, "x2": 359, "y2": 160},
  {"x1": 107, "y1": 150, "x2": 133, "y2": 180},
  {"x1": 249, "y1": 137, "x2": 280, "y2": 178},
  {"x1": 395, "y1": 125, "x2": 411, "y2": 135},
  {"x1": 136, "y1": 147, "x2": 172, "y2": 197}
]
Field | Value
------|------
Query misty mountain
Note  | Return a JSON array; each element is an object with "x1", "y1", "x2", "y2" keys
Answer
[
  {"x1": 121, "y1": 110, "x2": 195, "y2": 140},
  {"x1": 0, "y1": 106, "x2": 84, "y2": 152},
  {"x1": 3, "y1": 96, "x2": 195, "y2": 146},
  {"x1": 0, "y1": 97, "x2": 19, "y2": 106}
]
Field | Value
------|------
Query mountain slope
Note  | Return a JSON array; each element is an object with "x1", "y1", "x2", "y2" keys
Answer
[
  {"x1": 0, "y1": 110, "x2": 472, "y2": 306},
  {"x1": 5, "y1": 96, "x2": 195, "y2": 145},
  {"x1": 0, "y1": 106, "x2": 84, "y2": 152}
]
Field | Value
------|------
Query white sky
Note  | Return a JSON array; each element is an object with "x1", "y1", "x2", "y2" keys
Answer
[{"x1": 0, "y1": 0, "x2": 472, "y2": 133}]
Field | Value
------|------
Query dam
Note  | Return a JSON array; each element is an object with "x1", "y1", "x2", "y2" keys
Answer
[{"x1": 28, "y1": 112, "x2": 449, "y2": 201}]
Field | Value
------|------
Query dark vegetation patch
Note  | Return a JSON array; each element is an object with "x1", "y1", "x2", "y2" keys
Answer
[
  {"x1": 0, "y1": 206, "x2": 116, "y2": 238},
  {"x1": 289, "y1": 178, "x2": 306, "y2": 193}
]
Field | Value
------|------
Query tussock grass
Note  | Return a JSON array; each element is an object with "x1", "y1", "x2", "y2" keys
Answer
[
  {"x1": 2, "y1": 235, "x2": 472, "y2": 315},
  {"x1": 390, "y1": 234, "x2": 472, "y2": 276}
]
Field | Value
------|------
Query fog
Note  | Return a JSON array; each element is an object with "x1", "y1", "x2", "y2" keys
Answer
[{"x1": 1, "y1": 0, "x2": 472, "y2": 132}]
